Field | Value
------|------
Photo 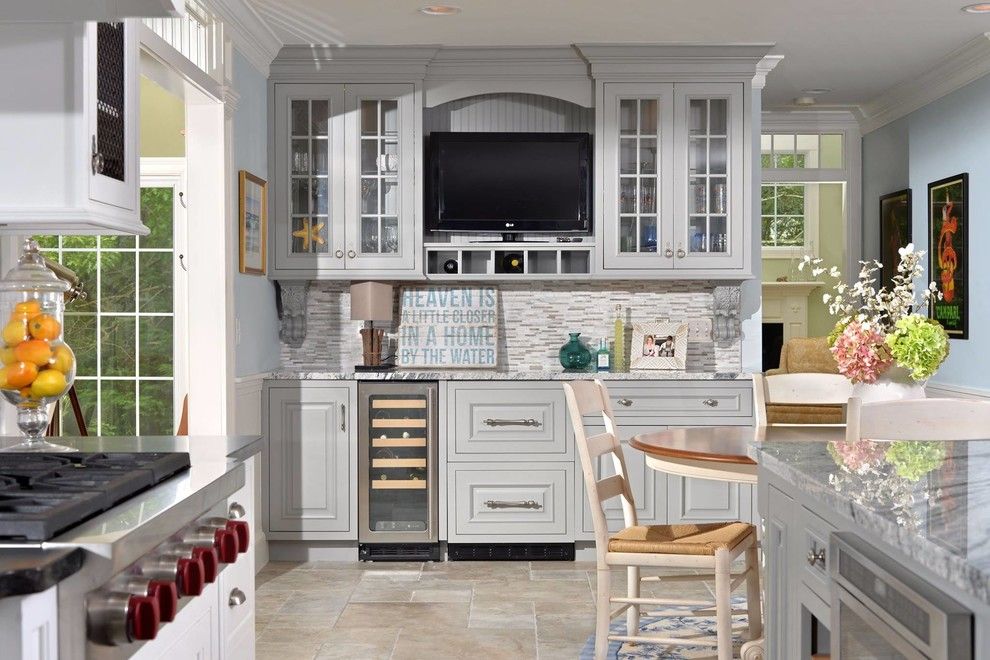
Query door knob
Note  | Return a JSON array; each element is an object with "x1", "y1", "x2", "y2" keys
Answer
[
  {"x1": 347, "y1": 249, "x2": 356, "y2": 259},
  {"x1": 335, "y1": 250, "x2": 344, "y2": 258}
]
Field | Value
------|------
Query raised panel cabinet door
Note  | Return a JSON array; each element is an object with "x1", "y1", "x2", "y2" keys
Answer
[
  {"x1": 575, "y1": 425, "x2": 668, "y2": 539},
  {"x1": 601, "y1": 82, "x2": 675, "y2": 270},
  {"x1": 268, "y1": 386, "x2": 351, "y2": 533},
  {"x1": 672, "y1": 83, "x2": 745, "y2": 270},
  {"x1": 273, "y1": 84, "x2": 346, "y2": 275},
  {"x1": 344, "y1": 83, "x2": 417, "y2": 272},
  {"x1": 666, "y1": 475, "x2": 753, "y2": 524},
  {"x1": 87, "y1": 20, "x2": 139, "y2": 212},
  {"x1": 766, "y1": 485, "x2": 796, "y2": 660}
]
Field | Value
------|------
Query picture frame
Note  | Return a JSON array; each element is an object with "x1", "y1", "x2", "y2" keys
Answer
[
  {"x1": 928, "y1": 173, "x2": 968, "y2": 339},
  {"x1": 238, "y1": 170, "x2": 268, "y2": 275},
  {"x1": 630, "y1": 321, "x2": 688, "y2": 371},
  {"x1": 879, "y1": 188, "x2": 911, "y2": 289}
]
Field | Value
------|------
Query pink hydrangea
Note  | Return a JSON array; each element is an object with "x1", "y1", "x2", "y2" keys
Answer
[
  {"x1": 830, "y1": 321, "x2": 892, "y2": 383},
  {"x1": 827, "y1": 439, "x2": 886, "y2": 473}
]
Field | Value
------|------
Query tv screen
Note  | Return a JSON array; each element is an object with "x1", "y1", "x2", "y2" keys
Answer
[{"x1": 428, "y1": 132, "x2": 591, "y2": 234}]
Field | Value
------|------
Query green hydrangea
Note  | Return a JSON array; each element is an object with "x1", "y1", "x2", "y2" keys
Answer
[
  {"x1": 884, "y1": 441, "x2": 945, "y2": 482},
  {"x1": 827, "y1": 320, "x2": 848, "y2": 348},
  {"x1": 884, "y1": 315, "x2": 949, "y2": 381}
]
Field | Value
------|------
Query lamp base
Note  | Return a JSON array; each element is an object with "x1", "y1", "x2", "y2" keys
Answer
[{"x1": 354, "y1": 364, "x2": 397, "y2": 373}]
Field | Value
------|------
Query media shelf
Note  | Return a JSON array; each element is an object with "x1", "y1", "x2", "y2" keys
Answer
[{"x1": 424, "y1": 243, "x2": 594, "y2": 279}]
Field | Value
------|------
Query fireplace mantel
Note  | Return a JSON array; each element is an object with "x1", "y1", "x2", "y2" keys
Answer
[{"x1": 761, "y1": 281, "x2": 823, "y2": 342}]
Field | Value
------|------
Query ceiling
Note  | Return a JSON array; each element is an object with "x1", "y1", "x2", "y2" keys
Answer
[{"x1": 246, "y1": 0, "x2": 988, "y2": 108}]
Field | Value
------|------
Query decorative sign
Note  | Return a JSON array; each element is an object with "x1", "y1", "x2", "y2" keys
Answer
[
  {"x1": 397, "y1": 286, "x2": 499, "y2": 368},
  {"x1": 928, "y1": 173, "x2": 968, "y2": 339}
]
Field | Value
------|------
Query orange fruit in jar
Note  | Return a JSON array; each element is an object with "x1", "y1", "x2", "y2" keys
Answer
[
  {"x1": 28, "y1": 314, "x2": 60, "y2": 341},
  {"x1": 14, "y1": 339, "x2": 52, "y2": 367},
  {"x1": 50, "y1": 344, "x2": 74, "y2": 374},
  {"x1": 2, "y1": 319, "x2": 28, "y2": 346},
  {"x1": 0, "y1": 347, "x2": 16, "y2": 365},
  {"x1": 30, "y1": 369, "x2": 66, "y2": 399},
  {"x1": 13, "y1": 301, "x2": 41, "y2": 319},
  {"x1": 5, "y1": 361, "x2": 38, "y2": 389}
]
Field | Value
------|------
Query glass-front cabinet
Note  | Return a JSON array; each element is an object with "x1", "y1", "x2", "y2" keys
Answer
[
  {"x1": 602, "y1": 82, "x2": 745, "y2": 272},
  {"x1": 272, "y1": 83, "x2": 416, "y2": 278}
]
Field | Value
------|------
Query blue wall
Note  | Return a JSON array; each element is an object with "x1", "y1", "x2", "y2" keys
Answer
[
  {"x1": 232, "y1": 51, "x2": 280, "y2": 377},
  {"x1": 862, "y1": 76, "x2": 990, "y2": 391}
]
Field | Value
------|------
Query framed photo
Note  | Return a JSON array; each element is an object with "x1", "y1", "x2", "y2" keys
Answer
[
  {"x1": 630, "y1": 321, "x2": 688, "y2": 371},
  {"x1": 928, "y1": 173, "x2": 968, "y2": 339},
  {"x1": 238, "y1": 170, "x2": 267, "y2": 275},
  {"x1": 879, "y1": 188, "x2": 911, "y2": 289}
]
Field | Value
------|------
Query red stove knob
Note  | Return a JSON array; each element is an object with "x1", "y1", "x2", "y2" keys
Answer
[
  {"x1": 176, "y1": 557, "x2": 205, "y2": 597},
  {"x1": 126, "y1": 594, "x2": 160, "y2": 641},
  {"x1": 215, "y1": 528, "x2": 239, "y2": 563},
  {"x1": 147, "y1": 580, "x2": 178, "y2": 623},
  {"x1": 226, "y1": 519, "x2": 250, "y2": 553},
  {"x1": 192, "y1": 546, "x2": 219, "y2": 583}
]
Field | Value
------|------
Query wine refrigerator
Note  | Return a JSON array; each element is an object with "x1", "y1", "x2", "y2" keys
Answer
[{"x1": 357, "y1": 381, "x2": 440, "y2": 561}]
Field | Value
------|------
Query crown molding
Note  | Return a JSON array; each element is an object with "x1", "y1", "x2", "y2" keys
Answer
[
  {"x1": 204, "y1": 0, "x2": 281, "y2": 76},
  {"x1": 752, "y1": 55, "x2": 784, "y2": 90},
  {"x1": 761, "y1": 109, "x2": 863, "y2": 133},
  {"x1": 270, "y1": 45, "x2": 441, "y2": 80},
  {"x1": 575, "y1": 43, "x2": 776, "y2": 81},
  {"x1": 858, "y1": 32, "x2": 990, "y2": 134}
]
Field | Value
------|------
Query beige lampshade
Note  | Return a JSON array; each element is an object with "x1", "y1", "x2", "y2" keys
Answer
[{"x1": 350, "y1": 281, "x2": 393, "y2": 321}]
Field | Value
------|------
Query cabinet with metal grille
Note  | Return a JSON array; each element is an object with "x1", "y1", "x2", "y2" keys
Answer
[{"x1": 0, "y1": 19, "x2": 144, "y2": 234}]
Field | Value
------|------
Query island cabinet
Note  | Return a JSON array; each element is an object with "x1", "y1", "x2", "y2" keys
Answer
[
  {"x1": 0, "y1": 20, "x2": 146, "y2": 235},
  {"x1": 264, "y1": 381, "x2": 357, "y2": 540}
]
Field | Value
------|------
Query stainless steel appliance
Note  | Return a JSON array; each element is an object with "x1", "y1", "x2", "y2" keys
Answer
[
  {"x1": 0, "y1": 449, "x2": 249, "y2": 658},
  {"x1": 358, "y1": 381, "x2": 439, "y2": 560},
  {"x1": 830, "y1": 532, "x2": 972, "y2": 659}
]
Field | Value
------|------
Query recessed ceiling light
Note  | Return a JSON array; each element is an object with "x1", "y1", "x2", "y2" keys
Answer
[
  {"x1": 419, "y1": 5, "x2": 461, "y2": 15},
  {"x1": 794, "y1": 96, "x2": 817, "y2": 106},
  {"x1": 962, "y1": 3, "x2": 990, "y2": 12},
  {"x1": 802, "y1": 88, "x2": 832, "y2": 96}
]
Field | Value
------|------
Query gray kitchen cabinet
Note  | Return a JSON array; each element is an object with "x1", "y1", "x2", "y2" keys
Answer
[
  {"x1": 765, "y1": 484, "x2": 797, "y2": 660},
  {"x1": 666, "y1": 474, "x2": 754, "y2": 524},
  {"x1": 265, "y1": 382, "x2": 357, "y2": 539}
]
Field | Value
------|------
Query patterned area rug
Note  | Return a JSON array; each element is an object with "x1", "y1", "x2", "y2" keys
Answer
[{"x1": 579, "y1": 599, "x2": 752, "y2": 659}]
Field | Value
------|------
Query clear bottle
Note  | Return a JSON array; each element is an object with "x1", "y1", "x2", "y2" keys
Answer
[
  {"x1": 596, "y1": 337, "x2": 611, "y2": 373},
  {"x1": 613, "y1": 305, "x2": 625, "y2": 373}
]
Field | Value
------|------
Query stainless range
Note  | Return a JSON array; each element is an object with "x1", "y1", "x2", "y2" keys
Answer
[{"x1": 0, "y1": 442, "x2": 254, "y2": 659}]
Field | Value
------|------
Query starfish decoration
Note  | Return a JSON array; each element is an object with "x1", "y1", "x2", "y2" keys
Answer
[{"x1": 291, "y1": 219, "x2": 326, "y2": 252}]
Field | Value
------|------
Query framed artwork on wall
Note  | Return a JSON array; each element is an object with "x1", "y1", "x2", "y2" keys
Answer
[
  {"x1": 879, "y1": 188, "x2": 911, "y2": 289},
  {"x1": 630, "y1": 321, "x2": 688, "y2": 370},
  {"x1": 928, "y1": 173, "x2": 968, "y2": 339},
  {"x1": 238, "y1": 170, "x2": 268, "y2": 275}
]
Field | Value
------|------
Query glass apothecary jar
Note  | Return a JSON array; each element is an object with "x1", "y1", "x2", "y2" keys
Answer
[{"x1": 0, "y1": 239, "x2": 76, "y2": 452}]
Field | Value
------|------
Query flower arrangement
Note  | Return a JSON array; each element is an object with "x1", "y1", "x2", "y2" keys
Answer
[{"x1": 799, "y1": 244, "x2": 949, "y2": 383}]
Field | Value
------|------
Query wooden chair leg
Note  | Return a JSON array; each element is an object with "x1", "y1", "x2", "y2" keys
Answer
[
  {"x1": 715, "y1": 550, "x2": 733, "y2": 660},
  {"x1": 626, "y1": 565, "x2": 640, "y2": 637},
  {"x1": 595, "y1": 568, "x2": 611, "y2": 660},
  {"x1": 745, "y1": 545, "x2": 763, "y2": 640}
]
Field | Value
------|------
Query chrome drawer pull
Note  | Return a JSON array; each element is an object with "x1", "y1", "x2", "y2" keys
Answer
[
  {"x1": 702, "y1": 398, "x2": 719, "y2": 407},
  {"x1": 806, "y1": 548, "x2": 826, "y2": 567},
  {"x1": 617, "y1": 398, "x2": 633, "y2": 407},
  {"x1": 228, "y1": 588, "x2": 247, "y2": 608},
  {"x1": 484, "y1": 500, "x2": 542, "y2": 510},
  {"x1": 482, "y1": 418, "x2": 540, "y2": 427}
]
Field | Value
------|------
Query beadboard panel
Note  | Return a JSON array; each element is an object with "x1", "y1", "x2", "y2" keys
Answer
[
  {"x1": 423, "y1": 92, "x2": 594, "y2": 135},
  {"x1": 279, "y1": 281, "x2": 740, "y2": 374}
]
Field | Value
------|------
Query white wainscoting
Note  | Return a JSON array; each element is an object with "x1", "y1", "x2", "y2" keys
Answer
[
  {"x1": 926, "y1": 381, "x2": 990, "y2": 400},
  {"x1": 234, "y1": 372, "x2": 270, "y2": 571}
]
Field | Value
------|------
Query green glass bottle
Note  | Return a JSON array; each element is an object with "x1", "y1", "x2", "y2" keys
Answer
[
  {"x1": 559, "y1": 333, "x2": 593, "y2": 371},
  {"x1": 613, "y1": 304, "x2": 625, "y2": 372}
]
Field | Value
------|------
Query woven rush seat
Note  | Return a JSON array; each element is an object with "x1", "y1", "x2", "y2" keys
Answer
[{"x1": 608, "y1": 522, "x2": 754, "y2": 556}]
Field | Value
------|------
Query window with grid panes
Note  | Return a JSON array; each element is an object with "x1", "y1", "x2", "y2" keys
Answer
[
  {"x1": 761, "y1": 183, "x2": 807, "y2": 248},
  {"x1": 36, "y1": 186, "x2": 177, "y2": 435}
]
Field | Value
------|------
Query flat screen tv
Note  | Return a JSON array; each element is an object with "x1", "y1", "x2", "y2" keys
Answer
[{"x1": 427, "y1": 132, "x2": 592, "y2": 235}]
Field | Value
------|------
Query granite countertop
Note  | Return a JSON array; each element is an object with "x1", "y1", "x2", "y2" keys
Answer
[
  {"x1": 269, "y1": 370, "x2": 748, "y2": 381},
  {"x1": 751, "y1": 428, "x2": 990, "y2": 606},
  {"x1": 0, "y1": 435, "x2": 262, "y2": 599}
]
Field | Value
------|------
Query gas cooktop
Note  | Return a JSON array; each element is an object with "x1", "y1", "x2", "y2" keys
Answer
[{"x1": 0, "y1": 453, "x2": 190, "y2": 542}]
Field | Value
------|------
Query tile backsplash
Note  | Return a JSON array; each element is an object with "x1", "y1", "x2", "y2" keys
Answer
[{"x1": 279, "y1": 281, "x2": 741, "y2": 373}]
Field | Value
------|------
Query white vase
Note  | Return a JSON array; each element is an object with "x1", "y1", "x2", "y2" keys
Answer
[{"x1": 850, "y1": 365, "x2": 927, "y2": 403}]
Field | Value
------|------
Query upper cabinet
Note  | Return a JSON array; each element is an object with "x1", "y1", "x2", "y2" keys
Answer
[{"x1": 0, "y1": 20, "x2": 146, "y2": 235}]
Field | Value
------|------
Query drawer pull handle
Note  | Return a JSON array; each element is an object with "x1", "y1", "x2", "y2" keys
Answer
[
  {"x1": 484, "y1": 499, "x2": 542, "y2": 510},
  {"x1": 228, "y1": 587, "x2": 247, "y2": 608},
  {"x1": 806, "y1": 548, "x2": 826, "y2": 567},
  {"x1": 341, "y1": 403, "x2": 346, "y2": 432},
  {"x1": 482, "y1": 418, "x2": 540, "y2": 427},
  {"x1": 228, "y1": 502, "x2": 246, "y2": 520},
  {"x1": 702, "y1": 398, "x2": 719, "y2": 407},
  {"x1": 617, "y1": 398, "x2": 633, "y2": 407}
]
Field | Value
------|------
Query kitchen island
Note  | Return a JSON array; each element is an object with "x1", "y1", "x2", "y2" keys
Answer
[
  {"x1": 0, "y1": 435, "x2": 261, "y2": 659},
  {"x1": 752, "y1": 427, "x2": 990, "y2": 658}
]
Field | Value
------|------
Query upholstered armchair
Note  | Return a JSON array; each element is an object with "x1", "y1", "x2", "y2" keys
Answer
[{"x1": 763, "y1": 336, "x2": 844, "y2": 425}]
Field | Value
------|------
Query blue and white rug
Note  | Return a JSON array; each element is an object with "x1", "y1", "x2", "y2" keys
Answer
[{"x1": 579, "y1": 598, "x2": 752, "y2": 659}]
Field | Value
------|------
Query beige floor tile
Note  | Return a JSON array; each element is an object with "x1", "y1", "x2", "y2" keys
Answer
[
  {"x1": 423, "y1": 560, "x2": 531, "y2": 580},
  {"x1": 334, "y1": 602, "x2": 471, "y2": 630},
  {"x1": 537, "y1": 641, "x2": 589, "y2": 659},
  {"x1": 469, "y1": 600, "x2": 536, "y2": 629},
  {"x1": 536, "y1": 613, "x2": 597, "y2": 645},
  {"x1": 256, "y1": 641, "x2": 321, "y2": 660},
  {"x1": 528, "y1": 568, "x2": 591, "y2": 581},
  {"x1": 276, "y1": 592, "x2": 351, "y2": 617},
  {"x1": 411, "y1": 588, "x2": 473, "y2": 602},
  {"x1": 312, "y1": 627, "x2": 400, "y2": 660},
  {"x1": 391, "y1": 627, "x2": 538, "y2": 660},
  {"x1": 255, "y1": 617, "x2": 338, "y2": 646},
  {"x1": 347, "y1": 580, "x2": 416, "y2": 602},
  {"x1": 473, "y1": 578, "x2": 594, "y2": 604}
]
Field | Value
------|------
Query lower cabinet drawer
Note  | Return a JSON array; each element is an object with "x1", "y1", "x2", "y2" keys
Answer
[
  {"x1": 797, "y1": 505, "x2": 835, "y2": 602},
  {"x1": 600, "y1": 381, "x2": 752, "y2": 420},
  {"x1": 447, "y1": 462, "x2": 572, "y2": 542}
]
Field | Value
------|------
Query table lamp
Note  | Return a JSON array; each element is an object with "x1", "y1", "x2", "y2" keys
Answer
[{"x1": 350, "y1": 281, "x2": 394, "y2": 371}]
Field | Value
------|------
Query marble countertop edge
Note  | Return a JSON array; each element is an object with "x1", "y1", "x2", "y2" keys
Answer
[{"x1": 268, "y1": 370, "x2": 749, "y2": 381}]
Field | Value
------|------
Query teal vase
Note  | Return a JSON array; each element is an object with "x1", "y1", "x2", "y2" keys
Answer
[{"x1": 559, "y1": 332, "x2": 593, "y2": 371}]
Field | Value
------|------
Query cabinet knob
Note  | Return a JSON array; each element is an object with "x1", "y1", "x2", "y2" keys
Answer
[
  {"x1": 335, "y1": 250, "x2": 344, "y2": 258},
  {"x1": 228, "y1": 588, "x2": 247, "y2": 608},
  {"x1": 617, "y1": 398, "x2": 633, "y2": 407},
  {"x1": 347, "y1": 249, "x2": 356, "y2": 259},
  {"x1": 702, "y1": 398, "x2": 719, "y2": 407},
  {"x1": 664, "y1": 244, "x2": 674, "y2": 258},
  {"x1": 91, "y1": 136, "x2": 105, "y2": 175},
  {"x1": 806, "y1": 548, "x2": 826, "y2": 567},
  {"x1": 228, "y1": 502, "x2": 246, "y2": 520},
  {"x1": 676, "y1": 246, "x2": 686, "y2": 259}
]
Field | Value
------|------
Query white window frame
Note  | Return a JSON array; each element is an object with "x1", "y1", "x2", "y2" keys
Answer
[{"x1": 761, "y1": 182, "x2": 819, "y2": 259}]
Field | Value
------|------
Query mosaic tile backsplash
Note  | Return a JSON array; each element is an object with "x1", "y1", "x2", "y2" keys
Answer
[{"x1": 279, "y1": 281, "x2": 741, "y2": 373}]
